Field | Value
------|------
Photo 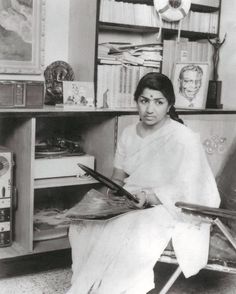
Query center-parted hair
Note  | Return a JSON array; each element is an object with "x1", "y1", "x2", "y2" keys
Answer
[
  {"x1": 179, "y1": 64, "x2": 203, "y2": 81},
  {"x1": 134, "y1": 72, "x2": 184, "y2": 124}
]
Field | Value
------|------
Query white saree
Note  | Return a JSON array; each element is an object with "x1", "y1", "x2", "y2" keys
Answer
[{"x1": 67, "y1": 119, "x2": 220, "y2": 294}]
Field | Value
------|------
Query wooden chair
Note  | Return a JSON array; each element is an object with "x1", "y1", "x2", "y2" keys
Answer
[{"x1": 157, "y1": 202, "x2": 236, "y2": 294}]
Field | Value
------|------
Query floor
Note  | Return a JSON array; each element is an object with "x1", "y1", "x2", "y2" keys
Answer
[
  {"x1": 0, "y1": 268, "x2": 72, "y2": 294},
  {"x1": 1, "y1": 263, "x2": 236, "y2": 294}
]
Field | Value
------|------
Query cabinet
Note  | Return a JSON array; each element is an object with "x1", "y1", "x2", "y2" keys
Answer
[
  {"x1": 0, "y1": 109, "x2": 118, "y2": 259},
  {"x1": 96, "y1": 0, "x2": 222, "y2": 108}
]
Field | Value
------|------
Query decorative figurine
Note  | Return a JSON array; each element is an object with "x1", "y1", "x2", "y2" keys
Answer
[
  {"x1": 44, "y1": 61, "x2": 75, "y2": 105},
  {"x1": 208, "y1": 34, "x2": 227, "y2": 81},
  {"x1": 206, "y1": 34, "x2": 226, "y2": 109}
]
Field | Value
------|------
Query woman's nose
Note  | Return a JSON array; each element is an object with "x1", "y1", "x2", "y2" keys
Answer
[{"x1": 146, "y1": 101, "x2": 154, "y2": 113}]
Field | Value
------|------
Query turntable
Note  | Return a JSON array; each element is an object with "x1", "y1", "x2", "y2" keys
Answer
[{"x1": 35, "y1": 137, "x2": 85, "y2": 159}]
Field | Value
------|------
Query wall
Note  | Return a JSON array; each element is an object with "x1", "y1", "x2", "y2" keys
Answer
[
  {"x1": 44, "y1": 0, "x2": 69, "y2": 67},
  {"x1": 219, "y1": 0, "x2": 236, "y2": 108},
  {"x1": 0, "y1": 0, "x2": 70, "y2": 81}
]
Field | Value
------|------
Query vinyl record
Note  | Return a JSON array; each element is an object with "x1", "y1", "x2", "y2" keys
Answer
[{"x1": 35, "y1": 145, "x2": 69, "y2": 157}]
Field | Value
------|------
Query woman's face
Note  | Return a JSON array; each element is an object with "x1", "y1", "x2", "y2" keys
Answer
[{"x1": 137, "y1": 88, "x2": 170, "y2": 127}]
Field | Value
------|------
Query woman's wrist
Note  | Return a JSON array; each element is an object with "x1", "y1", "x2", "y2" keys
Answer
[
  {"x1": 141, "y1": 190, "x2": 151, "y2": 208},
  {"x1": 141, "y1": 189, "x2": 162, "y2": 207}
]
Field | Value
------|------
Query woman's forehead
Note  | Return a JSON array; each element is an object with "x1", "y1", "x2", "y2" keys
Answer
[{"x1": 141, "y1": 88, "x2": 166, "y2": 99}]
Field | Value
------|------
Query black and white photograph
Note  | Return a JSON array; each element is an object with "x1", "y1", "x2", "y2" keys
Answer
[
  {"x1": 172, "y1": 62, "x2": 209, "y2": 109},
  {"x1": 1, "y1": 0, "x2": 236, "y2": 294},
  {"x1": 63, "y1": 81, "x2": 95, "y2": 108}
]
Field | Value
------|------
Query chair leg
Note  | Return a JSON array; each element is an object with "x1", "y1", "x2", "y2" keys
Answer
[
  {"x1": 158, "y1": 266, "x2": 182, "y2": 294},
  {"x1": 214, "y1": 218, "x2": 236, "y2": 251}
]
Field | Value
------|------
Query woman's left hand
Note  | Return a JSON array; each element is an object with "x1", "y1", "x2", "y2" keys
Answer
[
  {"x1": 131, "y1": 190, "x2": 147, "y2": 208},
  {"x1": 131, "y1": 188, "x2": 162, "y2": 209}
]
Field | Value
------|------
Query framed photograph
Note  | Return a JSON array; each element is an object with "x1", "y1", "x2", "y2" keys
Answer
[
  {"x1": 63, "y1": 81, "x2": 95, "y2": 108},
  {"x1": 172, "y1": 62, "x2": 209, "y2": 109},
  {"x1": 0, "y1": 0, "x2": 45, "y2": 74}
]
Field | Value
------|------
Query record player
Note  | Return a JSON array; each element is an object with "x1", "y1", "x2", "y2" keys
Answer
[{"x1": 34, "y1": 138, "x2": 95, "y2": 179}]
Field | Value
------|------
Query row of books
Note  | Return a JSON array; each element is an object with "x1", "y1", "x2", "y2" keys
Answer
[
  {"x1": 99, "y1": 0, "x2": 218, "y2": 34},
  {"x1": 98, "y1": 42, "x2": 162, "y2": 68},
  {"x1": 162, "y1": 39, "x2": 213, "y2": 79},
  {"x1": 163, "y1": 11, "x2": 218, "y2": 34},
  {"x1": 191, "y1": 0, "x2": 220, "y2": 7},
  {"x1": 96, "y1": 64, "x2": 160, "y2": 109},
  {"x1": 100, "y1": 0, "x2": 157, "y2": 27}
]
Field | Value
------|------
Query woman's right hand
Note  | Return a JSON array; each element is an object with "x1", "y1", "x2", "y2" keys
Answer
[{"x1": 107, "y1": 188, "x2": 137, "y2": 208}]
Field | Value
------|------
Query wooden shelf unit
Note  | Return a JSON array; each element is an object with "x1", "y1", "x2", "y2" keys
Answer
[
  {"x1": 96, "y1": 0, "x2": 222, "y2": 108},
  {"x1": 0, "y1": 110, "x2": 117, "y2": 259}
]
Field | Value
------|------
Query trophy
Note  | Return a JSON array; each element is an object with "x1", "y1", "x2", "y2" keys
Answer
[{"x1": 206, "y1": 34, "x2": 226, "y2": 109}]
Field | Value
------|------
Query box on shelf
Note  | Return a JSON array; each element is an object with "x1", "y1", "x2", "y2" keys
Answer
[
  {"x1": 34, "y1": 154, "x2": 95, "y2": 179},
  {"x1": 0, "y1": 80, "x2": 44, "y2": 108}
]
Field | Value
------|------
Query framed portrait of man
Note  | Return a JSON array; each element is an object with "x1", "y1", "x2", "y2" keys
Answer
[{"x1": 172, "y1": 62, "x2": 209, "y2": 109}]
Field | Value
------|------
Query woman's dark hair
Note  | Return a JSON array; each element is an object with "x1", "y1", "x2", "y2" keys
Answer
[{"x1": 134, "y1": 72, "x2": 184, "y2": 124}]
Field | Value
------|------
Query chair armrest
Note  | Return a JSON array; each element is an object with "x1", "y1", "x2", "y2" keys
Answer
[{"x1": 175, "y1": 202, "x2": 236, "y2": 220}]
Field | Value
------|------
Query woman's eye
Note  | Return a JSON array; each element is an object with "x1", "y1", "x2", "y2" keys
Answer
[
  {"x1": 140, "y1": 99, "x2": 148, "y2": 104},
  {"x1": 155, "y1": 100, "x2": 164, "y2": 105}
]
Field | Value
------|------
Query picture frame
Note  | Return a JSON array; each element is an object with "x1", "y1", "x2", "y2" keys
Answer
[
  {"x1": 63, "y1": 81, "x2": 95, "y2": 108},
  {"x1": 0, "y1": 0, "x2": 45, "y2": 75},
  {"x1": 172, "y1": 62, "x2": 209, "y2": 109}
]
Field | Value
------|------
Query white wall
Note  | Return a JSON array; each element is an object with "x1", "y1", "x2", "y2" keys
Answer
[
  {"x1": 44, "y1": 0, "x2": 69, "y2": 67},
  {"x1": 219, "y1": 0, "x2": 236, "y2": 108},
  {"x1": 0, "y1": 0, "x2": 70, "y2": 81}
]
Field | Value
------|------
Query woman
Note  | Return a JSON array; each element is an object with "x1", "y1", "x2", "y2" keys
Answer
[{"x1": 67, "y1": 73, "x2": 220, "y2": 294}]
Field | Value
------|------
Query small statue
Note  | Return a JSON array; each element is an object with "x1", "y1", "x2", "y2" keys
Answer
[
  {"x1": 208, "y1": 34, "x2": 226, "y2": 81},
  {"x1": 44, "y1": 61, "x2": 75, "y2": 105}
]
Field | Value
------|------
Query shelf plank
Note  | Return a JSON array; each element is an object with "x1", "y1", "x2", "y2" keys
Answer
[
  {"x1": 99, "y1": 22, "x2": 160, "y2": 33},
  {"x1": 162, "y1": 29, "x2": 217, "y2": 40},
  {"x1": 0, "y1": 242, "x2": 28, "y2": 260},
  {"x1": 1, "y1": 106, "x2": 236, "y2": 117},
  {"x1": 34, "y1": 177, "x2": 99, "y2": 189},
  {"x1": 0, "y1": 237, "x2": 71, "y2": 257},
  {"x1": 191, "y1": 3, "x2": 220, "y2": 13},
  {"x1": 99, "y1": 22, "x2": 217, "y2": 40},
  {"x1": 33, "y1": 237, "x2": 70, "y2": 253}
]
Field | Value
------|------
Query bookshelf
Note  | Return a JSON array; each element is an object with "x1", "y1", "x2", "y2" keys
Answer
[{"x1": 96, "y1": 0, "x2": 222, "y2": 109}]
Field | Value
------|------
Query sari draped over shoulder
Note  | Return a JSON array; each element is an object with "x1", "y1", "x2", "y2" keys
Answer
[{"x1": 67, "y1": 119, "x2": 220, "y2": 294}]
